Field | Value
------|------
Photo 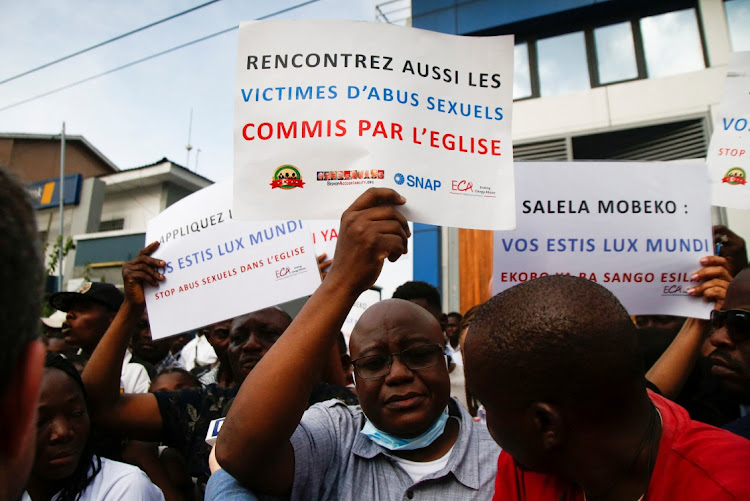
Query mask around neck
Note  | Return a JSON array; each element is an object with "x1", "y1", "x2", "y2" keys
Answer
[{"x1": 360, "y1": 407, "x2": 449, "y2": 451}]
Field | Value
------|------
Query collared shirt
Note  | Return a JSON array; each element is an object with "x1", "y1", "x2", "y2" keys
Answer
[
  {"x1": 121, "y1": 350, "x2": 151, "y2": 393},
  {"x1": 289, "y1": 397, "x2": 499, "y2": 501}
]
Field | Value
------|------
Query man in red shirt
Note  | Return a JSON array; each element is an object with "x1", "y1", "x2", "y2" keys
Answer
[{"x1": 464, "y1": 274, "x2": 750, "y2": 501}]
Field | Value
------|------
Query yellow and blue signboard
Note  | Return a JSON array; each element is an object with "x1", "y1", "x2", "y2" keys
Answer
[{"x1": 26, "y1": 174, "x2": 83, "y2": 209}]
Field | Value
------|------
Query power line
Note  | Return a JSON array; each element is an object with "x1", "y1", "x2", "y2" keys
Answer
[
  {"x1": 0, "y1": 0, "x2": 224, "y2": 86},
  {"x1": 0, "y1": 0, "x2": 320, "y2": 113}
]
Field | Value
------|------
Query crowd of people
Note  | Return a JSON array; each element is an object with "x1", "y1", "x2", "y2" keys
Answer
[{"x1": 3, "y1": 163, "x2": 750, "y2": 501}]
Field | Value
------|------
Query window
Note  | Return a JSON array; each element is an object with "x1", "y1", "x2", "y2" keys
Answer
[
  {"x1": 725, "y1": 0, "x2": 750, "y2": 51},
  {"x1": 594, "y1": 22, "x2": 638, "y2": 84},
  {"x1": 99, "y1": 218, "x2": 125, "y2": 232},
  {"x1": 512, "y1": 7, "x2": 707, "y2": 100},
  {"x1": 640, "y1": 8, "x2": 704, "y2": 78},
  {"x1": 537, "y1": 31, "x2": 590, "y2": 97},
  {"x1": 513, "y1": 43, "x2": 532, "y2": 99}
]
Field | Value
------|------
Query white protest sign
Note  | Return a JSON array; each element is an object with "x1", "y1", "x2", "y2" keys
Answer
[
  {"x1": 145, "y1": 182, "x2": 321, "y2": 340},
  {"x1": 308, "y1": 220, "x2": 414, "y2": 337},
  {"x1": 233, "y1": 19, "x2": 515, "y2": 230},
  {"x1": 494, "y1": 162, "x2": 714, "y2": 319},
  {"x1": 709, "y1": 51, "x2": 750, "y2": 208}
]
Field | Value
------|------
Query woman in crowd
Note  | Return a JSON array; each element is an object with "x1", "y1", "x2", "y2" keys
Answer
[{"x1": 22, "y1": 353, "x2": 164, "y2": 501}]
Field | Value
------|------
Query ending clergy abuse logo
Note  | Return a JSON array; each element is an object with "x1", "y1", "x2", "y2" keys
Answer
[{"x1": 271, "y1": 165, "x2": 305, "y2": 189}]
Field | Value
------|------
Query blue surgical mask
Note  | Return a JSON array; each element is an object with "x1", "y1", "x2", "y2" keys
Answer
[{"x1": 360, "y1": 407, "x2": 449, "y2": 451}]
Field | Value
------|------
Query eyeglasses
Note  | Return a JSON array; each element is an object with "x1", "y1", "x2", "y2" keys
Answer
[
  {"x1": 710, "y1": 309, "x2": 750, "y2": 342},
  {"x1": 351, "y1": 343, "x2": 445, "y2": 379}
]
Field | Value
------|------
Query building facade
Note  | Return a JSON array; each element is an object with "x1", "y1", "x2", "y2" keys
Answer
[{"x1": 411, "y1": 0, "x2": 750, "y2": 312}]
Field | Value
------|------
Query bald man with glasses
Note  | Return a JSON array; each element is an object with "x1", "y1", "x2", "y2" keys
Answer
[{"x1": 212, "y1": 189, "x2": 500, "y2": 500}]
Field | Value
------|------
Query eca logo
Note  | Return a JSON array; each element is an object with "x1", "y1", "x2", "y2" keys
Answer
[
  {"x1": 394, "y1": 173, "x2": 441, "y2": 191},
  {"x1": 451, "y1": 180, "x2": 473, "y2": 192}
]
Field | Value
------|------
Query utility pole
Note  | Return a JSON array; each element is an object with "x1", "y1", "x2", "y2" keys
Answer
[{"x1": 58, "y1": 122, "x2": 66, "y2": 291}]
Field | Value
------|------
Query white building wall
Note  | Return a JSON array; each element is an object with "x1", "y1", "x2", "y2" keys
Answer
[{"x1": 99, "y1": 184, "x2": 162, "y2": 233}]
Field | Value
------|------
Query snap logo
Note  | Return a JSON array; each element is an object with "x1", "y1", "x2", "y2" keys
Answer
[{"x1": 395, "y1": 173, "x2": 441, "y2": 191}]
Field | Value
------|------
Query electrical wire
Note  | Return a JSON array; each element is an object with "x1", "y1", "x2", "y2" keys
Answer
[
  {"x1": 0, "y1": 0, "x2": 224, "y2": 86},
  {"x1": 0, "y1": 0, "x2": 319, "y2": 113}
]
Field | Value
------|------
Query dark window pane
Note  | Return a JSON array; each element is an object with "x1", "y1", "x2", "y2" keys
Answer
[
  {"x1": 640, "y1": 8, "x2": 704, "y2": 78},
  {"x1": 725, "y1": 0, "x2": 750, "y2": 51},
  {"x1": 595, "y1": 22, "x2": 638, "y2": 84},
  {"x1": 514, "y1": 43, "x2": 532, "y2": 99},
  {"x1": 537, "y1": 32, "x2": 590, "y2": 97}
]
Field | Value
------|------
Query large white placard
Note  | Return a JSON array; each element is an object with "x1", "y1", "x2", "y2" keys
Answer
[
  {"x1": 145, "y1": 182, "x2": 321, "y2": 339},
  {"x1": 494, "y1": 162, "x2": 714, "y2": 318},
  {"x1": 233, "y1": 20, "x2": 515, "y2": 230},
  {"x1": 709, "y1": 51, "x2": 750, "y2": 209}
]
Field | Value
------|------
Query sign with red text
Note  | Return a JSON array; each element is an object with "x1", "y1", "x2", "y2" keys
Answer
[
  {"x1": 309, "y1": 219, "x2": 413, "y2": 337},
  {"x1": 144, "y1": 181, "x2": 321, "y2": 340},
  {"x1": 494, "y1": 162, "x2": 714, "y2": 319},
  {"x1": 233, "y1": 20, "x2": 515, "y2": 230},
  {"x1": 709, "y1": 51, "x2": 750, "y2": 209}
]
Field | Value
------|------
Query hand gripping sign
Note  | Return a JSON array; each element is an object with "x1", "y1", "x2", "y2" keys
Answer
[{"x1": 233, "y1": 19, "x2": 516, "y2": 231}]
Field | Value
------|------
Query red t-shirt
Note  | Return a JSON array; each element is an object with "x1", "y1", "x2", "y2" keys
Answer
[{"x1": 493, "y1": 392, "x2": 750, "y2": 500}]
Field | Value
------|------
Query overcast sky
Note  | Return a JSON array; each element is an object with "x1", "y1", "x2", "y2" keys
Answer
[{"x1": 0, "y1": 0, "x2": 380, "y2": 182}]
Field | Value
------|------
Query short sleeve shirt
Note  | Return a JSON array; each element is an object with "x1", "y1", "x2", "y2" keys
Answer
[{"x1": 289, "y1": 398, "x2": 500, "y2": 501}]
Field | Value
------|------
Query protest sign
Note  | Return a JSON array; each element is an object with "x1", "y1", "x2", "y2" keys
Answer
[
  {"x1": 494, "y1": 162, "x2": 714, "y2": 318},
  {"x1": 709, "y1": 51, "x2": 750, "y2": 209},
  {"x1": 233, "y1": 19, "x2": 515, "y2": 230},
  {"x1": 308, "y1": 219, "x2": 414, "y2": 337},
  {"x1": 144, "y1": 181, "x2": 321, "y2": 339}
]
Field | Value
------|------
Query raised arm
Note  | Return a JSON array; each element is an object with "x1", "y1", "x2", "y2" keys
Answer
[
  {"x1": 645, "y1": 255, "x2": 732, "y2": 398},
  {"x1": 216, "y1": 188, "x2": 409, "y2": 495},
  {"x1": 82, "y1": 242, "x2": 167, "y2": 441}
]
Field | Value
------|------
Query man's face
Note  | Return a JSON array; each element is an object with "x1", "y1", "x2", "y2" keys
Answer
[
  {"x1": 349, "y1": 299, "x2": 449, "y2": 438},
  {"x1": 206, "y1": 319, "x2": 233, "y2": 360},
  {"x1": 62, "y1": 300, "x2": 114, "y2": 353},
  {"x1": 226, "y1": 308, "x2": 291, "y2": 383},
  {"x1": 445, "y1": 316, "x2": 461, "y2": 344},
  {"x1": 130, "y1": 311, "x2": 171, "y2": 364},
  {"x1": 709, "y1": 271, "x2": 750, "y2": 401},
  {"x1": 33, "y1": 368, "x2": 90, "y2": 482}
]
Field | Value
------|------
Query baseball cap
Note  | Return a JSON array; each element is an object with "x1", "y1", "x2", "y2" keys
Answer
[{"x1": 49, "y1": 281, "x2": 124, "y2": 312}]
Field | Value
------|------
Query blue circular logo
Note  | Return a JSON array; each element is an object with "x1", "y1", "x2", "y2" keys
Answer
[{"x1": 394, "y1": 173, "x2": 405, "y2": 185}]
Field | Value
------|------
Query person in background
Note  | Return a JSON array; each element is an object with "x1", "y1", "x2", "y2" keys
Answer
[
  {"x1": 392, "y1": 280, "x2": 446, "y2": 329},
  {"x1": 0, "y1": 166, "x2": 47, "y2": 501},
  {"x1": 23, "y1": 354, "x2": 164, "y2": 501},
  {"x1": 465, "y1": 274, "x2": 750, "y2": 501},
  {"x1": 50, "y1": 282, "x2": 151, "y2": 394},
  {"x1": 458, "y1": 305, "x2": 482, "y2": 419},
  {"x1": 130, "y1": 310, "x2": 188, "y2": 379},
  {"x1": 195, "y1": 320, "x2": 234, "y2": 388}
]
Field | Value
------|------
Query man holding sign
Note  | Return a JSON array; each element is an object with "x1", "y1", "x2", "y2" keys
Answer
[{"x1": 214, "y1": 188, "x2": 499, "y2": 500}]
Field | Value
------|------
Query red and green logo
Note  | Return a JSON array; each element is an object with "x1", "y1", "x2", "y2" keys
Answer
[
  {"x1": 270, "y1": 165, "x2": 304, "y2": 189},
  {"x1": 722, "y1": 167, "x2": 747, "y2": 186}
]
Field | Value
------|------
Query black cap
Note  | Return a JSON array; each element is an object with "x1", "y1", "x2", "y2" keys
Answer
[{"x1": 49, "y1": 282, "x2": 124, "y2": 312}]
